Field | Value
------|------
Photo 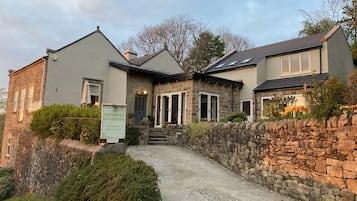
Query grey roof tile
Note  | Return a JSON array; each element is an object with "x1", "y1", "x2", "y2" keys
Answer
[
  {"x1": 206, "y1": 32, "x2": 327, "y2": 74},
  {"x1": 253, "y1": 73, "x2": 329, "y2": 92}
]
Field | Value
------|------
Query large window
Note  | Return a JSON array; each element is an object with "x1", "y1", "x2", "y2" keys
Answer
[
  {"x1": 199, "y1": 92, "x2": 219, "y2": 122},
  {"x1": 155, "y1": 92, "x2": 186, "y2": 126},
  {"x1": 281, "y1": 52, "x2": 310, "y2": 75}
]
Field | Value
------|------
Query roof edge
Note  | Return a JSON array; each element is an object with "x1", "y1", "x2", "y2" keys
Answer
[
  {"x1": 9, "y1": 56, "x2": 48, "y2": 76},
  {"x1": 205, "y1": 50, "x2": 237, "y2": 72},
  {"x1": 321, "y1": 25, "x2": 341, "y2": 42}
]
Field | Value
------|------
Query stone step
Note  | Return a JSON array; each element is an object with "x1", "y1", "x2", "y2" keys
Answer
[{"x1": 148, "y1": 140, "x2": 168, "y2": 145}]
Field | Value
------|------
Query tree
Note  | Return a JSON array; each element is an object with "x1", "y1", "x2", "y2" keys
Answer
[
  {"x1": 0, "y1": 88, "x2": 6, "y2": 114},
  {"x1": 119, "y1": 15, "x2": 204, "y2": 64},
  {"x1": 183, "y1": 31, "x2": 225, "y2": 73},
  {"x1": 299, "y1": 17, "x2": 337, "y2": 36},
  {"x1": 340, "y1": 0, "x2": 357, "y2": 60},
  {"x1": 217, "y1": 27, "x2": 253, "y2": 53}
]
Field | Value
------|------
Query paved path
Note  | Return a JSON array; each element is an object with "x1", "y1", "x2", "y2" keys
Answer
[{"x1": 127, "y1": 145, "x2": 295, "y2": 201}]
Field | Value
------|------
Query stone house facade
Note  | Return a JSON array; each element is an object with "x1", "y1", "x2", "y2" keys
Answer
[
  {"x1": 206, "y1": 26, "x2": 356, "y2": 121},
  {"x1": 153, "y1": 73, "x2": 242, "y2": 126}
]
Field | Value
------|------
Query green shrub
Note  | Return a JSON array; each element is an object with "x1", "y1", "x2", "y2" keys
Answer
[
  {"x1": 125, "y1": 127, "x2": 141, "y2": 146},
  {"x1": 187, "y1": 122, "x2": 210, "y2": 141},
  {"x1": 221, "y1": 111, "x2": 247, "y2": 122},
  {"x1": 305, "y1": 75, "x2": 346, "y2": 121},
  {"x1": 30, "y1": 104, "x2": 77, "y2": 138},
  {"x1": 30, "y1": 105, "x2": 101, "y2": 144},
  {"x1": 0, "y1": 168, "x2": 15, "y2": 201},
  {"x1": 56, "y1": 153, "x2": 161, "y2": 201},
  {"x1": 4, "y1": 194, "x2": 55, "y2": 201}
]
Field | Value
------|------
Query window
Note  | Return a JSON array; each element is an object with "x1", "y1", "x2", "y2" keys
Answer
[
  {"x1": 199, "y1": 92, "x2": 219, "y2": 122},
  {"x1": 155, "y1": 92, "x2": 186, "y2": 126},
  {"x1": 261, "y1": 97, "x2": 273, "y2": 119},
  {"x1": 13, "y1": 91, "x2": 19, "y2": 112},
  {"x1": 242, "y1": 100, "x2": 251, "y2": 116},
  {"x1": 281, "y1": 52, "x2": 310, "y2": 75},
  {"x1": 89, "y1": 83, "x2": 101, "y2": 105},
  {"x1": 82, "y1": 79, "x2": 102, "y2": 107},
  {"x1": 18, "y1": 88, "x2": 26, "y2": 121},
  {"x1": 27, "y1": 86, "x2": 34, "y2": 111},
  {"x1": 6, "y1": 138, "x2": 11, "y2": 157}
]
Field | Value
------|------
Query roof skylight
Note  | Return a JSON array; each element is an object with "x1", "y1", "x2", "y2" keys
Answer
[
  {"x1": 228, "y1": 60, "x2": 239, "y2": 66},
  {"x1": 216, "y1": 63, "x2": 225, "y2": 68},
  {"x1": 239, "y1": 57, "x2": 253, "y2": 64}
]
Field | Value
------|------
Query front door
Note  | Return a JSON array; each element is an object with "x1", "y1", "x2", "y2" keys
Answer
[{"x1": 134, "y1": 94, "x2": 147, "y2": 125}]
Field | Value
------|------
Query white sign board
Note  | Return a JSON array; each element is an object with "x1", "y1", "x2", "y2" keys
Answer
[{"x1": 101, "y1": 104, "x2": 126, "y2": 143}]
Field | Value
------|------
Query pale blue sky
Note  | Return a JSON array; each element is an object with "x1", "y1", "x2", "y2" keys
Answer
[{"x1": 0, "y1": 0, "x2": 322, "y2": 89}]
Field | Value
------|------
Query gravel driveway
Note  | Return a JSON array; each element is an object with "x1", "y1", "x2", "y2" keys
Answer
[{"x1": 126, "y1": 145, "x2": 295, "y2": 201}]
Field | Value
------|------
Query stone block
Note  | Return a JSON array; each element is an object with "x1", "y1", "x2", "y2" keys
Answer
[
  {"x1": 326, "y1": 158, "x2": 343, "y2": 167},
  {"x1": 337, "y1": 140, "x2": 355, "y2": 151},
  {"x1": 343, "y1": 161, "x2": 357, "y2": 172},
  {"x1": 321, "y1": 194, "x2": 336, "y2": 201},
  {"x1": 347, "y1": 179, "x2": 357, "y2": 194},
  {"x1": 327, "y1": 166, "x2": 343, "y2": 178},
  {"x1": 338, "y1": 113, "x2": 351, "y2": 127},
  {"x1": 352, "y1": 114, "x2": 357, "y2": 125},
  {"x1": 328, "y1": 116, "x2": 338, "y2": 128},
  {"x1": 297, "y1": 183, "x2": 311, "y2": 195}
]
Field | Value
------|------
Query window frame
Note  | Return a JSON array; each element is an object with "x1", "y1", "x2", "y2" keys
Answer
[
  {"x1": 6, "y1": 137, "x2": 11, "y2": 157},
  {"x1": 199, "y1": 92, "x2": 219, "y2": 122},
  {"x1": 18, "y1": 88, "x2": 26, "y2": 121},
  {"x1": 261, "y1": 96, "x2": 273, "y2": 119},
  {"x1": 13, "y1": 90, "x2": 19, "y2": 113},
  {"x1": 281, "y1": 52, "x2": 310, "y2": 75}
]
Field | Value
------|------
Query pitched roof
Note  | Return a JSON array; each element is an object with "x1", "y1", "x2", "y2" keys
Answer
[
  {"x1": 153, "y1": 72, "x2": 243, "y2": 89},
  {"x1": 253, "y1": 73, "x2": 329, "y2": 92},
  {"x1": 205, "y1": 27, "x2": 340, "y2": 74},
  {"x1": 129, "y1": 49, "x2": 167, "y2": 66},
  {"x1": 47, "y1": 26, "x2": 126, "y2": 60}
]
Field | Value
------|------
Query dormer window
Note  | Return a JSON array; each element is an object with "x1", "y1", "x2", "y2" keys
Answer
[{"x1": 281, "y1": 52, "x2": 310, "y2": 75}]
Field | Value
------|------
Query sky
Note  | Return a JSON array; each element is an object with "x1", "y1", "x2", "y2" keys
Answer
[{"x1": 0, "y1": 0, "x2": 322, "y2": 90}]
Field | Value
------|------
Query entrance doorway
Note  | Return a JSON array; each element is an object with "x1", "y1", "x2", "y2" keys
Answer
[
  {"x1": 134, "y1": 94, "x2": 147, "y2": 125},
  {"x1": 155, "y1": 92, "x2": 185, "y2": 127}
]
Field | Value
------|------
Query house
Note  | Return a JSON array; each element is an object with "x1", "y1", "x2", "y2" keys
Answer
[
  {"x1": 1, "y1": 27, "x2": 242, "y2": 167},
  {"x1": 206, "y1": 25, "x2": 356, "y2": 121}
]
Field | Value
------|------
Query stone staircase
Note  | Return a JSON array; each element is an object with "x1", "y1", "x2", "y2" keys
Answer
[{"x1": 148, "y1": 128, "x2": 167, "y2": 145}]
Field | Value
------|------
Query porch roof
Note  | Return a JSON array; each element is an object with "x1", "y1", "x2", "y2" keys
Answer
[
  {"x1": 254, "y1": 73, "x2": 329, "y2": 92},
  {"x1": 153, "y1": 72, "x2": 243, "y2": 89}
]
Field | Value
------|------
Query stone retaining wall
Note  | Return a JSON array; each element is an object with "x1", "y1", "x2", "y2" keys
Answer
[
  {"x1": 186, "y1": 115, "x2": 357, "y2": 201},
  {"x1": 14, "y1": 132, "x2": 124, "y2": 196}
]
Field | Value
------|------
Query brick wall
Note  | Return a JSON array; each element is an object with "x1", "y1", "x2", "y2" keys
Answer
[
  {"x1": 1, "y1": 58, "x2": 45, "y2": 167},
  {"x1": 186, "y1": 114, "x2": 357, "y2": 200}
]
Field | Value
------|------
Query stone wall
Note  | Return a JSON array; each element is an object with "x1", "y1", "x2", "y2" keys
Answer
[
  {"x1": 186, "y1": 115, "x2": 357, "y2": 200},
  {"x1": 14, "y1": 132, "x2": 102, "y2": 196}
]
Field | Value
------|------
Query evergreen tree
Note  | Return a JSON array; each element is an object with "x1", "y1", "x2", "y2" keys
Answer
[{"x1": 183, "y1": 32, "x2": 225, "y2": 73}]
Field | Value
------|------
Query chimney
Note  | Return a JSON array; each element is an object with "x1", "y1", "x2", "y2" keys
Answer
[{"x1": 124, "y1": 49, "x2": 138, "y2": 60}]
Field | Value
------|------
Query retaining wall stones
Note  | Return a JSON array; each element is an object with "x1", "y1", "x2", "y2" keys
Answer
[{"x1": 186, "y1": 115, "x2": 357, "y2": 200}]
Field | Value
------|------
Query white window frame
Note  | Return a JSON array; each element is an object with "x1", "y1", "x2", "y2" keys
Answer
[
  {"x1": 261, "y1": 96, "x2": 273, "y2": 119},
  {"x1": 88, "y1": 83, "x2": 101, "y2": 104},
  {"x1": 241, "y1": 99, "x2": 253, "y2": 122},
  {"x1": 199, "y1": 92, "x2": 220, "y2": 122},
  {"x1": 155, "y1": 91, "x2": 186, "y2": 127},
  {"x1": 281, "y1": 52, "x2": 310, "y2": 76}
]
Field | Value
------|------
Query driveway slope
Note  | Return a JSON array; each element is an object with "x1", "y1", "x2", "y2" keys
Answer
[{"x1": 127, "y1": 145, "x2": 295, "y2": 201}]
